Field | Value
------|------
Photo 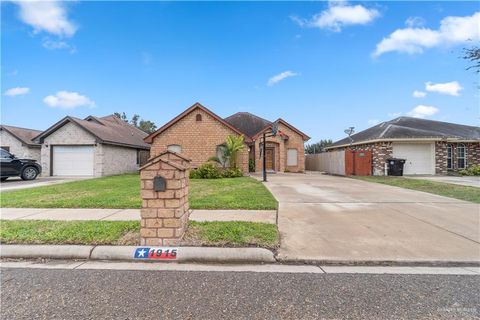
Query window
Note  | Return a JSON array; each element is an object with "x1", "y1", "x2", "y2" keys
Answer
[
  {"x1": 287, "y1": 148, "x2": 298, "y2": 166},
  {"x1": 196, "y1": 114, "x2": 202, "y2": 121},
  {"x1": 447, "y1": 144, "x2": 453, "y2": 169},
  {"x1": 1, "y1": 149, "x2": 11, "y2": 159},
  {"x1": 1, "y1": 146, "x2": 10, "y2": 152},
  {"x1": 457, "y1": 144, "x2": 466, "y2": 169},
  {"x1": 167, "y1": 144, "x2": 182, "y2": 153}
]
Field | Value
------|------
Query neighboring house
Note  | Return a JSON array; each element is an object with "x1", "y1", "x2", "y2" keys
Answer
[
  {"x1": 144, "y1": 102, "x2": 310, "y2": 173},
  {"x1": 0, "y1": 125, "x2": 42, "y2": 161},
  {"x1": 34, "y1": 115, "x2": 150, "y2": 177},
  {"x1": 326, "y1": 117, "x2": 480, "y2": 175}
]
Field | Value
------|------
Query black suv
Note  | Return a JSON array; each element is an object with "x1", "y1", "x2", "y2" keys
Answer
[{"x1": 0, "y1": 148, "x2": 42, "y2": 181}]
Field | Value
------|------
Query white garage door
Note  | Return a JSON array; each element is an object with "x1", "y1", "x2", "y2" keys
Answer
[
  {"x1": 53, "y1": 146, "x2": 94, "y2": 176},
  {"x1": 392, "y1": 143, "x2": 435, "y2": 175}
]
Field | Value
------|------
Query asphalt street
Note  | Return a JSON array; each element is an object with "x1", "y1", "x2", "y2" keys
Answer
[{"x1": 1, "y1": 267, "x2": 479, "y2": 319}]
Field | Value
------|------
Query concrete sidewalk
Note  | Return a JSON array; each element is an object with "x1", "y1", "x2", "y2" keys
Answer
[{"x1": 0, "y1": 208, "x2": 277, "y2": 224}]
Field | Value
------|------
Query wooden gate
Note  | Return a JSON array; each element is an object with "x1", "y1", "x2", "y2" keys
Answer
[{"x1": 345, "y1": 149, "x2": 372, "y2": 176}]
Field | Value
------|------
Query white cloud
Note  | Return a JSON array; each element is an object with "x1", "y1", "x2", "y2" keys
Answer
[
  {"x1": 13, "y1": 0, "x2": 77, "y2": 37},
  {"x1": 373, "y1": 12, "x2": 480, "y2": 57},
  {"x1": 267, "y1": 71, "x2": 299, "y2": 86},
  {"x1": 368, "y1": 119, "x2": 380, "y2": 126},
  {"x1": 43, "y1": 91, "x2": 95, "y2": 109},
  {"x1": 413, "y1": 90, "x2": 427, "y2": 98},
  {"x1": 291, "y1": 2, "x2": 380, "y2": 32},
  {"x1": 425, "y1": 81, "x2": 463, "y2": 96},
  {"x1": 4, "y1": 87, "x2": 30, "y2": 97},
  {"x1": 407, "y1": 105, "x2": 439, "y2": 118},
  {"x1": 405, "y1": 16, "x2": 425, "y2": 28},
  {"x1": 42, "y1": 38, "x2": 76, "y2": 53}
]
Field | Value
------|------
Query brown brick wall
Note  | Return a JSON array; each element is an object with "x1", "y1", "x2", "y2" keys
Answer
[
  {"x1": 436, "y1": 141, "x2": 480, "y2": 174},
  {"x1": 140, "y1": 152, "x2": 190, "y2": 246},
  {"x1": 253, "y1": 123, "x2": 306, "y2": 173},
  {"x1": 149, "y1": 108, "x2": 249, "y2": 173}
]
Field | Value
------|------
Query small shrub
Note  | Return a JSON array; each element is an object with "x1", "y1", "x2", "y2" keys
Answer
[
  {"x1": 221, "y1": 167, "x2": 243, "y2": 178},
  {"x1": 249, "y1": 159, "x2": 255, "y2": 172},
  {"x1": 189, "y1": 163, "x2": 221, "y2": 179},
  {"x1": 460, "y1": 165, "x2": 480, "y2": 176}
]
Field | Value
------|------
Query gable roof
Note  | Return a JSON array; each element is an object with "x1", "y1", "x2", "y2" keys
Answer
[
  {"x1": 328, "y1": 117, "x2": 480, "y2": 148},
  {"x1": 144, "y1": 102, "x2": 251, "y2": 143},
  {"x1": 251, "y1": 118, "x2": 311, "y2": 141},
  {"x1": 34, "y1": 115, "x2": 150, "y2": 149},
  {"x1": 224, "y1": 112, "x2": 272, "y2": 138},
  {"x1": 0, "y1": 125, "x2": 42, "y2": 147}
]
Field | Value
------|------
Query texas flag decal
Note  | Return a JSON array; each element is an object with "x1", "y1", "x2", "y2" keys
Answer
[{"x1": 134, "y1": 247, "x2": 178, "y2": 260}]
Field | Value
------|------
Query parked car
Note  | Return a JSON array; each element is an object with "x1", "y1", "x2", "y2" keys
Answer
[{"x1": 0, "y1": 148, "x2": 42, "y2": 181}]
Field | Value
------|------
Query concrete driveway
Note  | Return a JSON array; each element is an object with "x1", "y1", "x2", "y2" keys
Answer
[
  {"x1": 0, "y1": 176, "x2": 92, "y2": 192},
  {"x1": 261, "y1": 172, "x2": 480, "y2": 264}
]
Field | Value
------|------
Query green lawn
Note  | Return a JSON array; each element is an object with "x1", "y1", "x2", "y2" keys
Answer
[
  {"x1": 189, "y1": 177, "x2": 277, "y2": 210},
  {"x1": 352, "y1": 176, "x2": 480, "y2": 203},
  {"x1": 1, "y1": 174, "x2": 277, "y2": 210},
  {"x1": 0, "y1": 220, "x2": 279, "y2": 249},
  {"x1": 0, "y1": 220, "x2": 139, "y2": 245}
]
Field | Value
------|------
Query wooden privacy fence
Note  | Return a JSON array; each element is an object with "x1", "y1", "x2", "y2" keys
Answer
[
  {"x1": 305, "y1": 150, "x2": 345, "y2": 175},
  {"x1": 306, "y1": 149, "x2": 373, "y2": 176}
]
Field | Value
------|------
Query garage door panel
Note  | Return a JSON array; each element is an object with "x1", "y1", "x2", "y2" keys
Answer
[
  {"x1": 53, "y1": 146, "x2": 94, "y2": 176},
  {"x1": 392, "y1": 143, "x2": 435, "y2": 175}
]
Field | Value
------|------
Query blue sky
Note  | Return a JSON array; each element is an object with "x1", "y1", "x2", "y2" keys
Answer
[{"x1": 1, "y1": 1, "x2": 479, "y2": 142}]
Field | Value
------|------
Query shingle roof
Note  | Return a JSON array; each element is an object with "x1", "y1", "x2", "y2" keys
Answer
[
  {"x1": 223, "y1": 112, "x2": 272, "y2": 138},
  {"x1": 329, "y1": 117, "x2": 480, "y2": 148},
  {"x1": 0, "y1": 125, "x2": 42, "y2": 147},
  {"x1": 35, "y1": 115, "x2": 150, "y2": 149}
]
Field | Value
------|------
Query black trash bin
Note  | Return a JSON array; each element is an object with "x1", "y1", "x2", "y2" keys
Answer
[{"x1": 387, "y1": 158, "x2": 406, "y2": 176}]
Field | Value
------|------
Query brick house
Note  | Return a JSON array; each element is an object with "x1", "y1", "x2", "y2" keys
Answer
[
  {"x1": 144, "y1": 102, "x2": 310, "y2": 173},
  {"x1": 0, "y1": 125, "x2": 42, "y2": 161},
  {"x1": 326, "y1": 117, "x2": 480, "y2": 175},
  {"x1": 34, "y1": 115, "x2": 150, "y2": 177}
]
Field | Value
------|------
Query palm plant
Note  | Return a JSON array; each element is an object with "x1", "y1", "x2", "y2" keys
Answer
[
  {"x1": 208, "y1": 135, "x2": 244, "y2": 169},
  {"x1": 225, "y1": 135, "x2": 244, "y2": 169}
]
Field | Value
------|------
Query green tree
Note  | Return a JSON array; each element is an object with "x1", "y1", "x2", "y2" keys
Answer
[
  {"x1": 463, "y1": 46, "x2": 480, "y2": 73},
  {"x1": 138, "y1": 120, "x2": 157, "y2": 134},
  {"x1": 305, "y1": 139, "x2": 333, "y2": 154},
  {"x1": 114, "y1": 112, "x2": 157, "y2": 134}
]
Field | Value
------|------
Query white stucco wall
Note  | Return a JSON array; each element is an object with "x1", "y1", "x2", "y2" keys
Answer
[
  {"x1": 99, "y1": 144, "x2": 140, "y2": 176},
  {"x1": 0, "y1": 130, "x2": 41, "y2": 161}
]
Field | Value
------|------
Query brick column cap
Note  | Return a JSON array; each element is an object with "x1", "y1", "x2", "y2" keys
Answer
[{"x1": 140, "y1": 151, "x2": 190, "y2": 171}]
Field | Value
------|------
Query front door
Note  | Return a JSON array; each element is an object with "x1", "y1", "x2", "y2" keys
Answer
[{"x1": 265, "y1": 148, "x2": 275, "y2": 171}]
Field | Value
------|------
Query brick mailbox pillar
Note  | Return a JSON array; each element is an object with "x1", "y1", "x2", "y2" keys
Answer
[{"x1": 139, "y1": 151, "x2": 191, "y2": 246}]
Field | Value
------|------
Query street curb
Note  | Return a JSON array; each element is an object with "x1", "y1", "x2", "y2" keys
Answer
[
  {"x1": 276, "y1": 257, "x2": 480, "y2": 268},
  {"x1": 1, "y1": 245, "x2": 93, "y2": 260},
  {"x1": 1, "y1": 245, "x2": 276, "y2": 264},
  {"x1": 2, "y1": 245, "x2": 478, "y2": 267}
]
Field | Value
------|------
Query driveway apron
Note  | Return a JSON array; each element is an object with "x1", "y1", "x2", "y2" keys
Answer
[{"x1": 263, "y1": 172, "x2": 480, "y2": 263}]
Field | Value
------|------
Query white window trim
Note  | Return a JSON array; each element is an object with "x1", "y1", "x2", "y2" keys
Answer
[
  {"x1": 287, "y1": 148, "x2": 298, "y2": 166},
  {"x1": 447, "y1": 144, "x2": 453, "y2": 169},
  {"x1": 167, "y1": 144, "x2": 182, "y2": 154},
  {"x1": 457, "y1": 144, "x2": 466, "y2": 169}
]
